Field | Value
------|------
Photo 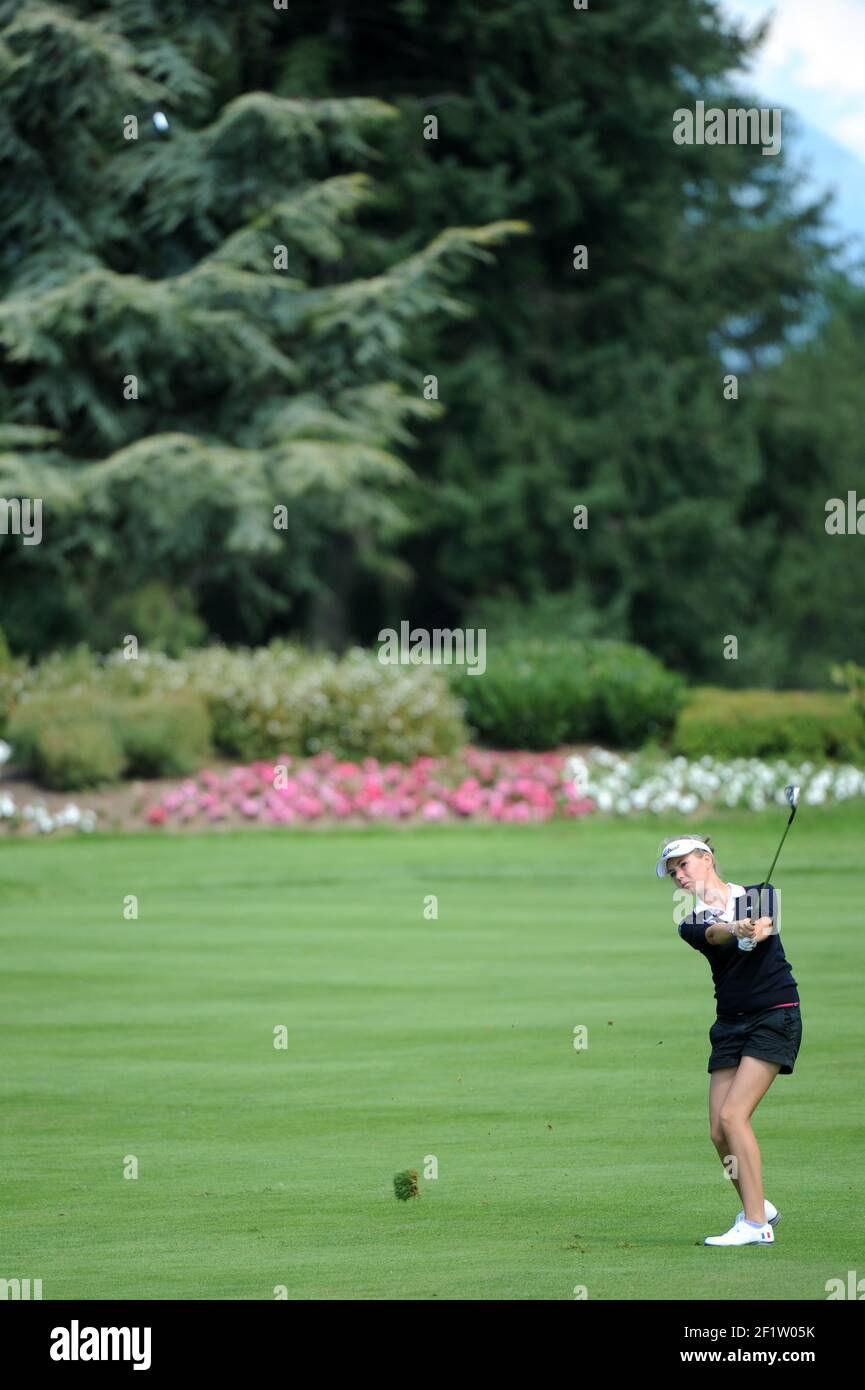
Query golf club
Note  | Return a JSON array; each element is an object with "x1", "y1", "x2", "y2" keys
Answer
[
  {"x1": 760, "y1": 784, "x2": 801, "y2": 890},
  {"x1": 747, "y1": 784, "x2": 800, "y2": 932}
]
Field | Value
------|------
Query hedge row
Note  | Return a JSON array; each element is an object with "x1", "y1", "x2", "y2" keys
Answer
[
  {"x1": 672, "y1": 687, "x2": 865, "y2": 760},
  {"x1": 450, "y1": 639, "x2": 687, "y2": 749},
  {"x1": 3, "y1": 643, "x2": 468, "y2": 784},
  {"x1": 4, "y1": 633, "x2": 860, "y2": 791}
]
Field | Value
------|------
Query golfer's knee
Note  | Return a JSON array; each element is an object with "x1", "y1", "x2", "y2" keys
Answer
[
  {"x1": 719, "y1": 1105, "x2": 747, "y2": 1130},
  {"x1": 710, "y1": 1124, "x2": 726, "y2": 1148}
]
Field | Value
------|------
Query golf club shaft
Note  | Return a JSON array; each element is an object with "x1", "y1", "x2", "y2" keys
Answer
[{"x1": 757, "y1": 808, "x2": 797, "y2": 894}]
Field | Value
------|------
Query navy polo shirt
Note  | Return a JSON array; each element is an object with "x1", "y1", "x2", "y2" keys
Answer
[{"x1": 678, "y1": 883, "x2": 799, "y2": 1017}]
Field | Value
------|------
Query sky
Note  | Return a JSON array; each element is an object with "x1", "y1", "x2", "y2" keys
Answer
[
  {"x1": 720, "y1": 0, "x2": 865, "y2": 160},
  {"x1": 719, "y1": 0, "x2": 865, "y2": 254}
]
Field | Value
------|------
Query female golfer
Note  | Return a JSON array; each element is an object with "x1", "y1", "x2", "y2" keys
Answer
[{"x1": 657, "y1": 834, "x2": 802, "y2": 1246}]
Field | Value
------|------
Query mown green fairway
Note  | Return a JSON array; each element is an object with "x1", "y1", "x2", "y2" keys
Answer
[{"x1": 2, "y1": 803, "x2": 862, "y2": 1300}]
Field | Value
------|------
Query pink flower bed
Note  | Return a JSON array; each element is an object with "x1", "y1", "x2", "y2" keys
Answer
[{"x1": 144, "y1": 749, "x2": 596, "y2": 828}]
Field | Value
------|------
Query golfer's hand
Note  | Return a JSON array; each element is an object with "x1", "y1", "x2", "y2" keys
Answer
[{"x1": 735, "y1": 917, "x2": 773, "y2": 942}]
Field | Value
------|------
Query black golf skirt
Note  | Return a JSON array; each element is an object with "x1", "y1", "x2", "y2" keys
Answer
[{"x1": 708, "y1": 1004, "x2": 802, "y2": 1075}]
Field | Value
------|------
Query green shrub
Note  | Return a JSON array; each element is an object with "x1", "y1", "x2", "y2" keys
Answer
[
  {"x1": 312, "y1": 650, "x2": 466, "y2": 761},
  {"x1": 8, "y1": 690, "x2": 213, "y2": 787},
  {"x1": 9, "y1": 697, "x2": 126, "y2": 789},
  {"x1": 448, "y1": 641, "x2": 590, "y2": 749},
  {"x1": 115, "y1": 692, "x2": 212, "y2": 777},
  {"x1": 35, "y1": 721, "x2": 127, "y2": 789},
  {"x1": 450, "y1": 639, "x2": 686, "y2": 750},
  {"x1": 186, "y1": 643, "x2": 324, "y2": 759},
  {"x1": 0, "y1": 626, "x2": 27, "y2": 737},
  {"x1": 187, "y1": 643, "x2": 466, "y2": 761},
  {"x1": 11, "y1": 645, "x2": 107, "y2": 701},
  {"x1": 672, "y1": 687, "x2": 865, "y2": 760},
  {"x1": 584, "y1": 643, "x2": 687, "y2": 746}
]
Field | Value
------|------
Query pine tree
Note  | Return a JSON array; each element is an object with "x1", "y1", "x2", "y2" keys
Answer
[
  {"x1": 285, "y1": 0, "x2": 840, "y2": 681},
  {"x1": 0, "y1": 0, "x2": 525, "y2": 652}
]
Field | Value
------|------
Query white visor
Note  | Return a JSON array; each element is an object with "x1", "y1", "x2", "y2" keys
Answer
[{"x1": 656, "y1": 838, "x2": 711, "y2": 878}]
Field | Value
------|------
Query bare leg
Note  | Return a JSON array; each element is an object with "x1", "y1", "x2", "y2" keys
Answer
[
  {"x1": 719, "y1": 1056, "x2": 781, "y2": 1223},
  {"x1": 709, "y1": 1067, "x2": 744, "y2": 1204}
]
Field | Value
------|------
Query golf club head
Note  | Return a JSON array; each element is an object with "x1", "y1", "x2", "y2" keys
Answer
[{"x1": 785, "y1": 784, "x2": 800, "y2": 811}]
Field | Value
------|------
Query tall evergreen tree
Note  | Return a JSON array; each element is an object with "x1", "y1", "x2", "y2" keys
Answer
[
  {"x1": 0, "y1": 0, "x2": 523, "y2": 653},
  {"x1": 286, "y1": 0, "x2": 840, "y2": 681},
  {"x1": 729, "y1": 270, "x2": 865, "y2": 687}
]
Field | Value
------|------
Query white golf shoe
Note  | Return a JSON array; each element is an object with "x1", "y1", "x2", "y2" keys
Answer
[
  {"x1": 736, "y1": 1199, "x2": 779, "y2": 1227},
  {"x1": 704, "y1": 1217, "x2": 775, "y2": 1246}
]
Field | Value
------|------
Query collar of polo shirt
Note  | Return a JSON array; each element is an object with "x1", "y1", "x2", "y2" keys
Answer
[{"x1": 694, "y1": 882, "x2": 747, "y2": 922}]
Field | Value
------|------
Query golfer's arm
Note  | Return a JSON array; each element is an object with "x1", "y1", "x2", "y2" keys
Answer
[{"x1": 705, "y1": 922, "x2": 739, "y2": 946}]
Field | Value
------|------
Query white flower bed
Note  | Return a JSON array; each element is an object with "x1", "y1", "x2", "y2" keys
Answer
[
  {"x1": 0, "y1": 794, "x2": 97, "y2": 833},
  {"x1": 0, "y1": 738, "x2": 97, "y2": 833},
  {"x1": 567, "y1": 749, "x2": 865, "y2": 814}
]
